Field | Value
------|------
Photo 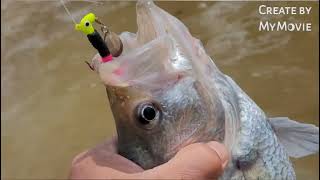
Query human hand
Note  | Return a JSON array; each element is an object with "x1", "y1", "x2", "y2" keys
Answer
[{"x1": 69, "y1": 136, "x2": 229, "y2": 179}]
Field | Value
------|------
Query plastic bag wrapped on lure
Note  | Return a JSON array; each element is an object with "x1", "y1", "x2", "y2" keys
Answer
[{"x1": 88, "y1": 1, "x2": 319, "y2": 179}]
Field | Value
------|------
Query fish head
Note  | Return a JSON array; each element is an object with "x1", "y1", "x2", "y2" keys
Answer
[
  {"x1": 92, "y1": 0, "x2": 227, "y2": 169},
  {"x1": 105, "y1": 72, "x2": 225, "y2": 169}
]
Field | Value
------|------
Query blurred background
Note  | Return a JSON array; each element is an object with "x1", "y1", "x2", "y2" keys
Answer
[{"x1": 1, "y1": 1, "x2": 319, "y2": 179}]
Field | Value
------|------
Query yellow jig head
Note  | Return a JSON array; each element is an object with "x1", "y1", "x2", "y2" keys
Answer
[
  {"x1": 75, "y1": 12, "x2": 123, "y2": 67},
  {"x1": 75, "y1": 13, "x2": 96, "y2": 35}
]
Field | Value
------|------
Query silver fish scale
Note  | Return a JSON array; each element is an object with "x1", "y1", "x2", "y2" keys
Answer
[{"x1": 222, "y1": 76, "x2": 295, "y2": 180}]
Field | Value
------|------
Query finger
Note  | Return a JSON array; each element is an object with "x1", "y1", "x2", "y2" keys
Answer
[
  {"x1": 206, "y1": 141, "x2": 229, "y2": 169},
  {"x1": 70, "y1": 162, "x2": 129, "y2": 179},
  {"x1": 170, "y1": 141, "x2": 229, "y2": 179},
  {"x1": 71, "y1": 137, "x2": 117, "y2": 166},
  {"x1": 70, "y1": 153, "x2": 144, "y2": 179},
  {"x1": 70, "y1": 137, "x2": 144, "y2": 179},
  {"x1": 137, "y1": 141, "x2": 229, "y2": 180}
]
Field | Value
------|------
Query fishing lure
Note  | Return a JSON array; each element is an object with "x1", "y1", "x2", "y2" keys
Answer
[
  {"x1": 76, "y1": 13, "x2": 113, "y2": 63},
  {"x1": 75, "y1": 12, "x2": 124, "y2": 72},
  {"x1": 60, "y1": 0, "x2": 125, "y2": 85},
  {"x1": 60, "y1": 0, "x2": 122, "y2": 62}
]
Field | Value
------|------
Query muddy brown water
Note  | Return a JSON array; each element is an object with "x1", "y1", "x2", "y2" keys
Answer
[{"x1": 1, "y1": 1, "x2": 319, "y2": 179}]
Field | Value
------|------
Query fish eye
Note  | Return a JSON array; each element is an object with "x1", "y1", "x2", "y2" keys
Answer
[
  {"x1": 85, "y1": 21, "x2": 90, "y2": 27},
  {"x1": 135, "y1": 102, "x2": 160, "y2": 128},
  {"x1": 140, "y1": 105, "x2": 156, "y2": 124}
]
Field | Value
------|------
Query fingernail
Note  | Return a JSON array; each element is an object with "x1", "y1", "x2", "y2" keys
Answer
[{"x1": 206, "y1": 141, "x2": 229, "y2": 169}]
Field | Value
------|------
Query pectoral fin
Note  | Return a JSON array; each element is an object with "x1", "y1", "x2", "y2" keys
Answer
[{"x1": 269, "y1": 117, "x2": 319, "y2": 158}]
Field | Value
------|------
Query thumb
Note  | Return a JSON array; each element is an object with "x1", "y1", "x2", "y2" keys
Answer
[{"x1": 138, "y1": 141, "x2": 229, "y2": 179}]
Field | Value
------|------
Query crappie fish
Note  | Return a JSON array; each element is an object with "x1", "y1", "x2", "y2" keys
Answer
[{"x1": 89, "y1": 1, "x2": 319, "y2": 179}]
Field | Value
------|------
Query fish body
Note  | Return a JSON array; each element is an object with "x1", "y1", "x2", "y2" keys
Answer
[{"x1": 90, "y1": 1, "x2": 319, "y2": 179}]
